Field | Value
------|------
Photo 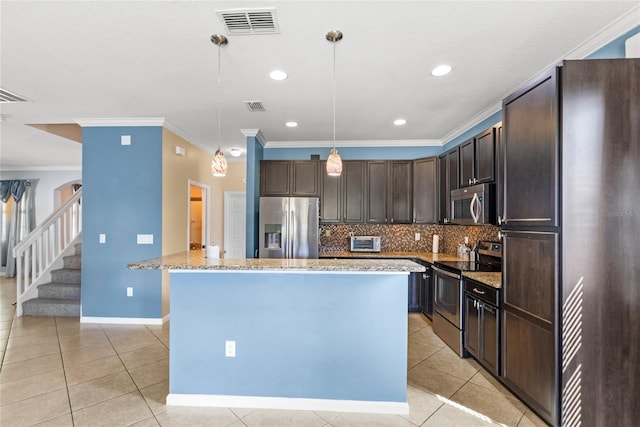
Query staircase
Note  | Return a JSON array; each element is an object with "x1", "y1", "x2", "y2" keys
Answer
[{"x1": 22, "y1": 243, "x2": 81, "y2": 317}]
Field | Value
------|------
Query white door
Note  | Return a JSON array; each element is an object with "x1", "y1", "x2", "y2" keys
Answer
[{"x1": 224, "y1": 191, "x2": 246, "y2": 259}]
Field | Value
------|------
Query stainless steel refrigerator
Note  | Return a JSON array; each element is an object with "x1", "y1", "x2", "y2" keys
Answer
[{"x1": 259, "y1": 197, "x2": 319, "y2": 259}]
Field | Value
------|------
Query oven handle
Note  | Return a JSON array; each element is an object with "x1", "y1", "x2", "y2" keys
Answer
[{"x1": 432, "y1": 265, "x2": 461, "y2": 280}]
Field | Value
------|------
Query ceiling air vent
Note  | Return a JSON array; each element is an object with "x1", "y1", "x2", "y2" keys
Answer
[
  {"x1": 0, "y1": 88, "x2": 28, "y2": 103},
  {"x1": 216, "y1": 8, "x2": 280, "y2": 35},
  {"x1": 244, "y1": 101, "x2": 266, "y2": 112}
]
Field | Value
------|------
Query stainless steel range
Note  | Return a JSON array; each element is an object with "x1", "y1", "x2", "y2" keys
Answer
[{"x1": 432, "y1": 241, "x2": 502, "y2": 356}]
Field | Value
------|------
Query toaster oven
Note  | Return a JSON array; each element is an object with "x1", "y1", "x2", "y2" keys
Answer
[{"x1": 350, "y1": 236, "x2": 381, "y2": 252}]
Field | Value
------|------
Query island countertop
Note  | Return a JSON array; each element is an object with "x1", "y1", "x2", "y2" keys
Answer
[{"x1": 129, "y1": 251, "x2": 426, "y2": 273}]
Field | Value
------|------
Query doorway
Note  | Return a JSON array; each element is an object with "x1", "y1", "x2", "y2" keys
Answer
[
  {"x1": 187, "y1": 181, "x2": 210, "y2": 251},
  {"x1": 224, "y1": 191, "x2": 246, "y2": 258}
]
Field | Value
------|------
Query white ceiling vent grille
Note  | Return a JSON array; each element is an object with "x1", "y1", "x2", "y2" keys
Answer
[
  {"x1": 216, "y1": 8, "x2": 279, "y2": 35},
  {"x1": 0, "y1": 88, "x2": 28, "y2": 103},
  {"x1": 244, "y1": 101, "x2": 265, "y2": 112}
]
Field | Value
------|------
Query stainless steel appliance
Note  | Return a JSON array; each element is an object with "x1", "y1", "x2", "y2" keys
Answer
[
  {"x1": 259, "y1": 197, "x2": 319, "y2": 259},
  {"x1": 350, "y1": 236, "x2": 381, "y2": 252},
  {"x1": 432, "y1": 240, "x2": 502, "y2": 356},
  {"x1": 450, "y1": 183, "x2": 495, "y2": 225}
]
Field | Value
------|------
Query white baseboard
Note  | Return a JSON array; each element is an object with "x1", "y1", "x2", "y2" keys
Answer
[
  {"x1": 166, "y1": 393, "x2": 409, "y2": 415},
  {"x1": 162, "y1": 313, "x2": 170, "y2": 323},
  {"x1": 80, "y1": 316, "x2": 164, "y2": 325}
]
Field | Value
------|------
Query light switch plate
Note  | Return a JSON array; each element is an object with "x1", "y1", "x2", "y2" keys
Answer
[
  {"x1": 121, "y1": 135, "x2": 131, "y2": 145},
  {"x1": 126, "y1": 287, "x2": 133, "y2": 297},
  {"x1": 99, "y1": 234, "x2": 106, "y2": 244},
  {"x1": 225, "y1": 340, "x2": 236, "y2": 357}
]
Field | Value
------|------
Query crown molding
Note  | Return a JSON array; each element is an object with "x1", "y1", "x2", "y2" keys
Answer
[
  {"x1": 440, "y1": 102, "x2": 502, "y2": 145},
  {"x1": 264, "y1": 139, "x2": 442, "y2": 148},
  {"x1": 565, "y1": 4, "x2": 640, "y2": 59},
  {"x1": 240, "y1": 129, "x2": 266, "y2": 146},
  {"x1": 74, "y1": 118, "x2": 166, "y2": 127}
]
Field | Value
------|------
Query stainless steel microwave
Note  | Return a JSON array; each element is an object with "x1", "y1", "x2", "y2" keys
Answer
[
  {"x1": 350, "y1": 236, "x2": 381, "y2": 252},
  {"x1": 450, "y1": 183, "x2": 495, "y2": 225}
]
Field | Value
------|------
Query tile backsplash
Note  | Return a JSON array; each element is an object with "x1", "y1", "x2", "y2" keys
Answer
[{"x1": 319, "y1": 223, "x2": 500, "y2": 255}]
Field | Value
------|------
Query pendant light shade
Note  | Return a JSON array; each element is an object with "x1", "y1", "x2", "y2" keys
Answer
[
  {"x1": 326, "y1": 147, "x2": 342, "y2": 176},
  {"x1": 211, "y1": 34, "x2": 228, "y2": 177},
  {"x1": 211, "y1": 148, "x2": 228, "y2": 177},
  {"x1": 326, "y1": 30, "x2": 343, "y2": 176}
]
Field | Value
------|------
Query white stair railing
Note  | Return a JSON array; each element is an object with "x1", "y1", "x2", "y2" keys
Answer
[{"x1": 13, "y1": 189, "x2": 82, "y2": 316}]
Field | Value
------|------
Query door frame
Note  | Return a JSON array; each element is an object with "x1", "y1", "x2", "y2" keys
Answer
[{"x1": 187, "y1": 180, "x2": 211, "y2": 251}]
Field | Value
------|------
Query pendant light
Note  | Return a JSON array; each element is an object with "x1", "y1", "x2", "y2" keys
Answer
[
  {"x1": 326, "y1": 30, "x2": 343, "y2": 177},
  {"x1": 211, "y1": 34, "x2": 228, "y2": 177}
]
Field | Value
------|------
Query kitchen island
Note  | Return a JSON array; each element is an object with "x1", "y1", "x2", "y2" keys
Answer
[{"x1": 129, "y1": 252, "x2": 425, "y2": 414}]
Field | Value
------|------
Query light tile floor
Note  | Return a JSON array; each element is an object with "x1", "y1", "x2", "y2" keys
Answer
[{"x1": 0, "y1": 276, "x2": 548, "y2": 426}]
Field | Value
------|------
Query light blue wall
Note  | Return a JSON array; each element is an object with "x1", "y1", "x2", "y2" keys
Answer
[
  {"x1": 170, "y1": 271, "x2": 408, "y2": 402},
  {"x1": 263, "y1": 146, "x2": 442, "y2": 161},
  {"x1": 442, "y1": 110, "x2": 502, "y2": 152},
  {"x1": 245, "y1": 136, "x2": 263, "y2": 258},
  {"x1": 82, "y1": 126, "x2": 162, "y2": 319}
]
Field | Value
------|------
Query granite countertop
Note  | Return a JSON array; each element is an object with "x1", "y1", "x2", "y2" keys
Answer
[
  {"x1": 129, "y1": 251, "x2": 426, "y2": 273},
  {"x1": 319, "y1": 251, "x2": 462, "y2": 264},
  {"x1": 462, "y1": 272, "x2": 502, "y2": 289}
]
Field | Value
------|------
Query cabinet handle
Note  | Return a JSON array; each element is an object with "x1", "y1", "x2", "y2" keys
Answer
[
  {"x1": 497, "y1": 215, "x2": 503, "y2": 225},
  {"x1": 472, "y1": 287, "x2": 486, "y2": 295},
  {"x1": 498, "y1": 231, "x2": 506, "y2": 239}
]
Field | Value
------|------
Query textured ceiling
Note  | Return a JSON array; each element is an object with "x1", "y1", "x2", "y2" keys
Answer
[{"x1": 1, "y1": 1, "x2": 638, "y2": 170}]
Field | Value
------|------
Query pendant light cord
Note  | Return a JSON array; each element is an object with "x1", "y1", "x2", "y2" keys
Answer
[
  {"x1": 217, "y1": 44, "x2": 222, "y2": 151},
  {"x1": 332, "y1": 41, "x2": 336, "y2": 150}
]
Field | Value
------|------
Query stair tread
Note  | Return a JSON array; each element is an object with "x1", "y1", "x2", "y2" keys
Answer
[
  {"x1": 40, "y1": 282, "x2": 81, "y2": 287},
  {"x1": 24, "y1": 297, "x2": 80, "y2": 304}
]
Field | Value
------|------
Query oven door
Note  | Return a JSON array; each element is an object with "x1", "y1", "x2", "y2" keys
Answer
[{"x1": 433, "y1": 266, "x2": 463, "y2": 328}]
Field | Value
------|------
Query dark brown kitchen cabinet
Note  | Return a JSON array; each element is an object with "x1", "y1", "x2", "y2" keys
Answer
[
  {"x1": 460, "y1": 128, "x2": 495, "y2": 187},
  {"x1": 501, "y1": 230, "x2": 557, "y2": 424},
  {"x1": 502, "y1": 68, "x2": 559, "y2": 228},
  {"x1": 365, "y1": 161, "x2": 388, "y2": 223},
  {"x1": 291, "y1": 160, "x2": 319, "y2": 196},
  {"x1": 387, "y1": 160, "x2": 412, "y2": 224},
  {"x1": 413, "y1": 157, "x2": 437, "y2": 224},
  {"x1": 494, "y1": 123, "x2": 504, "y2": 223},
  {"x1": 464, "y1": 279, "x2": 500, "y2": 376},
  {"x1": 438, "y1": 147, "x2": 458, "y2": 224},
  {"x1": 260, "y1": 160, "x2": 290, "y2": 196},
  {"x1": 342, "y1": 161, "x2": 366, "y2": 223},
  {"x1": 260, "y1": 160, "x2": 319, "y2": 197},
  {"x1": 320, "y1": 161, "x2": 341, "y2": 223},
  {"x1": 418, "y1": 262, "x2": 433, "y2": 319}
]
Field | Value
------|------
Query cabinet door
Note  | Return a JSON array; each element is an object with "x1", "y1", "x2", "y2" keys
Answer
[
  {"x1": 342, "y1": 161, "x2": 365, "y2": 223},
  {"x1": 413, "y1": 157, "x2": 437, "y2": 224},
  {"x1": 464, "y1": 294, "x2": 480, "y2": 359},
  {"x1": 438, "y1": 155, "x2": 448, "y2": 223},
  {"x1": 260, "y1": 161, "x2": 290, "y2": 196},
  {"x1": 475, "y1": 128, "x2": 495, "y2": 183},
  {"x1": 459, "y1": 138, "x2": 475, "y2": 187},
  {"x1": 502, "y1": 310, "x2": 556, "y2": 425},
  {"x1": 481, "y1": 303, "x2": 499, "y2": 376},
  {"x1": 502, "y1": 231, "x2": 557, "y2": 323},
  {"x1": 388, "y1": 161, "x2": 412, "y2": 224},
  {"x1": 408, "y1": 272, "x2": 420, "y2": 312},
  {"x1": 291, "y1": 161, "x2": 319, "y2": 196},
  {"x1": 503, "y1": 68, "x2": 559, "y2": 227},
  {"x1": 320, "y1": 161, "x2": 341, "y2": 223},
  {"x1": 366, "y1": 161, "x2": 388, "y2": 223},
  {"x1": 494, "y1": 123, "x2": 504, "y2": 223},
  {"x1": 438, "y1": 149, "x2": 458, "y2": 224}
]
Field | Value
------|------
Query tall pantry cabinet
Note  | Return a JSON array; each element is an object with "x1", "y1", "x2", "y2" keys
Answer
[{"x1": 500, "y1": 58, "x2": 640, "y2": 427}]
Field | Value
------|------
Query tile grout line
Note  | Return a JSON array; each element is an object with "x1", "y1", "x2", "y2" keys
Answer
[{"x1": 55, "y1": 316, "x2": 77, "y2": 427}]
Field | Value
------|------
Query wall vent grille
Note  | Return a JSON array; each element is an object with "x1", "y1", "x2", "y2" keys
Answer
[
  {"x1": 244, "y1": 101, "x2": 266, "y2": 112},
  {"x1": 0, "y1": 88, "x2": 28, "y2": 103},
  {"x1": 217, "y1": 8, "x2": 279, "y2": 35}
]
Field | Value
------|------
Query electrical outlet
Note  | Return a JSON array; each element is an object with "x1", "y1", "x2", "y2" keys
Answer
[
  {"x1": 127, "y1": 287, "x2": 133, "y2": 297},
  {"x1": 415, "y1": 233, "x2": 421, "y2": 241},
  {"x1": 225, "y1": 340, "x2": 236, "y2": 357},
  {"x1": 325, "y1": 229, "x2": 331, "y2": 237}
]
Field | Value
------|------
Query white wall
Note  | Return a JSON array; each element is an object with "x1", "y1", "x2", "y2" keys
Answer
[{"x1": 0, "y1": 170, "x2": 82, "y2": 225}]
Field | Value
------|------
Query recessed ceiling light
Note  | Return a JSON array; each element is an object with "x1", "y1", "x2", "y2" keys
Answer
[
  {"x1": 269, "y1": 70, "x2": 287, "y2": 80},
  {"x1": 394, "y1": 119, "x2": 407, "y2": 126},
  {"x1": 229, "y1": 148, "x2": 242, "y2": 157},
  {"x1": 431, "y1": 65, "x2": 452, "y2": 77},
  {"x1": 286, "y1": 121, "x2": 298, "y2": 127}
]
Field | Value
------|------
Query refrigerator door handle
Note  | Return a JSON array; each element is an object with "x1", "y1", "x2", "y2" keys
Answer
[{"x1": 470, "y1": 193, "x2": 480, "y2": 224}]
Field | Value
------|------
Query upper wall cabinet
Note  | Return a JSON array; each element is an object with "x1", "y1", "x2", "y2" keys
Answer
[
  {"x1": 260, "y1": 160, "x2": 319, "y2": 197},
  {"x1": 342, "y1": 161, "x2": 366, "y2": 223},
  {"x1": 319, "y1": 161, "x2": 342, "y2": 223},
  {"x1": 365, "y1": 161, "x2": 388, "y2": 223},
  {"x1": 413, "y1": 157, "x2": 437, "y2": 224},
  {"x1": 460, "y1": 128, "x2": 496, "y2": 187},
  {"x1": 438, "y1": 147, "x2": 459, "y2": 224},
  {"x1": 388, "y1": 160, "x2": 413, "y2": 224}
]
